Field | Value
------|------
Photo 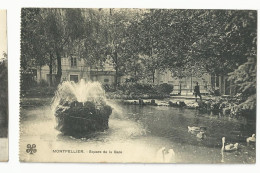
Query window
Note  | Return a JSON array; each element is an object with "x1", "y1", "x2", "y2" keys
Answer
[
  {"x1": 104, "y1": 79, "x2": 109, "y2": 82},
  {"x1": 71, "y1": 57, "x2": 77, "y2": 67},
  {"x1": 70, "y1": 75, "x2": 79, "y2": 83}
]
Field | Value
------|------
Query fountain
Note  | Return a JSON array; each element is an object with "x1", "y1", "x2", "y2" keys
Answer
[{"x1": 52, "y1": 80, "x2": 112, "y2": 137}]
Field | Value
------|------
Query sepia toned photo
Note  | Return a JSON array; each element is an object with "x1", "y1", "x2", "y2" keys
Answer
[
  {"x1": 0, "y1": 9, "x2": 8, "y2": 162},
  {"x1": 20, "y1": 8, "x2": 256, "y2": 163}
]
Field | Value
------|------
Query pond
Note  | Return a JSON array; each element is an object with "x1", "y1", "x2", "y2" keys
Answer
[{"x1": 20, "y1": 98, "x2": 256, "y2": 163}]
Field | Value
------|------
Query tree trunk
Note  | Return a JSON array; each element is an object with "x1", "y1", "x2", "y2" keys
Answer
[
  {"x1": 114, "y1": 52, "x2": 118, "y2": 89},
  {"x1": 49, "y1": 53, "x2": 53, "y2": 86},
  {"x1": 190, "y1": 75, "x2": 193, "y2": 92},
  {"x1": 179, "y1": 83, "x2": 182, "y2": 95},
  {"x1": 152, "y1": 69, "x2": 155, "y2": 83},
  {"x1": 56, "y1": 50, "x2": 62, "y2": 85},
  {"x1": 39, "y1": 66, "x2": 42, "y2": 83},
  {"x1": 150, "y1": 47, "x2": 155, "y2": 84},
  {"x1": 133, "y1": 55, "x2": 137, "y2": 81}
]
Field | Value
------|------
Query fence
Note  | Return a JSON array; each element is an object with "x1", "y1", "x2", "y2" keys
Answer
[{"x1": 171, "y1": 84, "x2": 212, "y2": 95}]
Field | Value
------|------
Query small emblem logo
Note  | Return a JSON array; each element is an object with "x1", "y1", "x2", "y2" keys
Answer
[{"x1": 26, "y1": 144, "x2": 37, "y2": 154}]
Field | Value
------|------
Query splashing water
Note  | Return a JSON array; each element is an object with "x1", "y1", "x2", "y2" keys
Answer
[
  {"x1": 51, "y1": 79, "x2": 144, "y2": 139},
  {"x1": 52, "y1": 79, "x2": 106, "y2": 112},
  {"x1": 51, "y1": 79, "x2": 123, "y2": 117}
]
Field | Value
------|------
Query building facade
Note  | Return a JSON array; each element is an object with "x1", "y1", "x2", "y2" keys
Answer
[
  {"x1": 155, "y1": 69, "x2": 234, "y2": 96},
  {"x1": 37, "y1": 56, "x2": 117, "y2": 86},
  {"x1": 37, "y1": 56, "x2": 234, "y2": 96}
]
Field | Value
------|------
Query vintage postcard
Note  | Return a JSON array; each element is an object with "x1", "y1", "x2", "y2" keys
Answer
[
  {"x1": 0, "y1": 9, "x2": 8, "y2": 162},
  {"x1": 20, "y1": 8, "x2": 256, "y2": 163}
]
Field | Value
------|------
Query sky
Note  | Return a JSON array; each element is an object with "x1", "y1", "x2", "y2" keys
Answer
[{"x1": 0, "y1": 10, "x2": 7, "y2": 61}]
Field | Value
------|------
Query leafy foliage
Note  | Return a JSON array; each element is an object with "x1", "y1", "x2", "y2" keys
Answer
[
  {"x1": 21, "y1": 8, "x2": 87, "y2": 85},
  {"x1": 156, "y1": 83, "x2": 173, "y2": 95},
  {"x1": 228, "y1": 55, "x2": 256, "y2": 113},
  {"x1": 118, "y1": 82, "x2": 173, "y2": 96},
  {"x1": 21, "y1": 9, "x2": 257, "y2": 90}
]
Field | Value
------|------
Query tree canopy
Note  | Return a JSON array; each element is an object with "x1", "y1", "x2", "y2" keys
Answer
[{"x1": 21, "y1": 9, "x2": 257, "y2": 86}]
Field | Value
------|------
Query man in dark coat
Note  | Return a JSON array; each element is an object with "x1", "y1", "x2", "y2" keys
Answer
[{"x1": 194, "y1": 82, "x2": 202, "y2": 102}]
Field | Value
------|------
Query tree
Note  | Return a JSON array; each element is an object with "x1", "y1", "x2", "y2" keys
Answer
[
  {"x1": 189, "y1": 10, "x2": 257, "y2": 76},
  {"x1": 81, "y1": 9, "x2": 144, "y2": 87},
  {"x1": 21, "y1": 9, "x2": 257, "y2": 89},
  {"x1": 21, "y1": 9, "x2": 86, "y2": 86},
  {"x1": 136, "y1": 9, "x2": 166, "y2": 83},
  {"x1": 132, "y1": 9, "x2": 206, "y2": 82},
  {"x1": 45, "y1": 9, "x2": 86, "y2": 85},
  {"x1": 81, "y1": 9, "x2": 111, "y2": 67},
  {"x1": 228, "y1": 52, "x2": 256, "y2": 114},
  {"x1": 105, "y1": 9, "x2": 134, "y2": 87},
  {"x1": 141, "y1": 9, "x2": 257, "y2": 80},
  {"x1": 21, "y1": 8, "x2": 48, "y2": 70}
]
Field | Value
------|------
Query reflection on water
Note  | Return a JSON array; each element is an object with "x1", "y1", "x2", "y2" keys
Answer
[{"x1": 20, "y1": 99, "x2": 256, "y2": 163}]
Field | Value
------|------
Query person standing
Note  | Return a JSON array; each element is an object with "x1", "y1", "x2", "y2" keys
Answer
[{"x1": 194, "y1": 82, "x2": 202, "y2": 102}]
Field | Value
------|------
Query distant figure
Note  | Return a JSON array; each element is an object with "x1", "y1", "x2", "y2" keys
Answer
[{"x1": 194, "y1": 82, "x2": 202, "y2": 102}]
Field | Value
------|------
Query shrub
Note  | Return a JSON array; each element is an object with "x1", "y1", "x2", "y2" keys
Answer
[
  {"x1": 118, "y1": 82, "x2": 156, "y2": 95},
  {"x1": 103, "y1": 84, "x2": 115, "y2": 92},
  {"x1": 228, "y1": 56, "x2": 256, "y2": 116},
  {"x1": 111, "y1": 82, "x2": 172, "y2": 99},
  {"x1": 156, "y1": 83, "x2": 173, "y2": 95}
]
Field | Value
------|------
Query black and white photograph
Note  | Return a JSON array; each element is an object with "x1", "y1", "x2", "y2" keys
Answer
[
  {"x1": 0, "y1": 9, "x2": 8, "y2": 162},
  {"x1": 20, "y1": 8, "x2": 257, "y2": 163}
]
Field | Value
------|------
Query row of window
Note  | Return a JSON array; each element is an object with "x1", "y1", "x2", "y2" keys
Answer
[{"x1": 46, "y1": 73, "x2": 110, "y2": 83}]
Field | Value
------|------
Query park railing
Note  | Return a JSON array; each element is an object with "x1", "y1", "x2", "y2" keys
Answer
[{"x1": 171, "y1": 84, "x2": 212, "y2": 96}]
